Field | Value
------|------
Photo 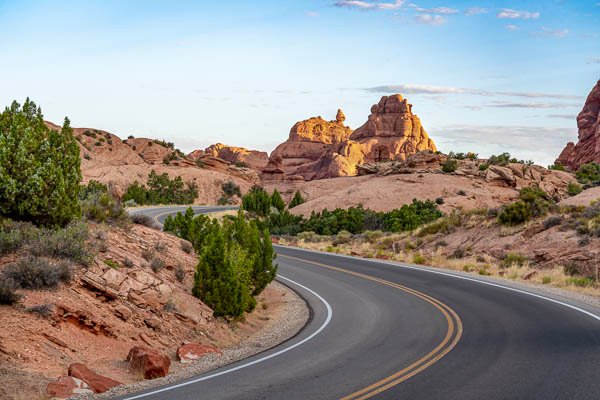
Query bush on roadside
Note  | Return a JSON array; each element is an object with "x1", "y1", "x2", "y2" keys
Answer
[
  {"x1": 0, "y1": 276, "x2": 21, "y2": 305},
  {"x1": 130, "y1": 214, "x2": 157, "y2": 229},
  {"x1": 4, "y1": 257, "x2": 72, "y2": 289},
  {"x1": 123, "y1": 170, "x2": 198, "y2": 205}
]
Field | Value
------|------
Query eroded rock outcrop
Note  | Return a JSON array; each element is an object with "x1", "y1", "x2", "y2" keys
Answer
[
  {"x1": 127, "y1": 346, "x2": 171, "y2": 379},
  {"x1": 203, "y1": 143, "x2": 269, "y2": 170},
  {"x1": 556, "y1": 80, "x2": 600, "y2": 170},
  {"x1": 264, "y1": 96, "x2": 437, "y2": 181}
]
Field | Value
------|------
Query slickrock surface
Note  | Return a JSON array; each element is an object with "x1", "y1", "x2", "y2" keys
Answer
[{"x1": 556, "y1": 80, "x2": 600, "y2": 170}]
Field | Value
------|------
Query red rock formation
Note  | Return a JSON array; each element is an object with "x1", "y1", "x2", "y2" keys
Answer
[
  {"x1": 264, "y1": 96, "x2": 437, "y2": 181},
  {"x1": 68, "y1": 363, "x2": 121, "y2": 393},
  {"x1": 269, "y1": 109, "x2": 353, "y2": 174},
  {"x1": 126, "y1": 346, "x2": 171, "y2": 379},
  {"x1": 46, "y1": 376, "x2": 94, "y2": 398},
  {"x1": 204, "y1": 143, "x2": 269, "y2": 170},
  {"x1": 556, "y1": 80, "x2": 600, "y2": 170},
  {"x1": 351, "y1": 94, "x2": 437, "y2": 162},
  {"x1": 261, "y1": 155, "x2": 286, "y2": 181},
  {"x1": 177, "y1": 343, "x2": 222, "y2": 364}
]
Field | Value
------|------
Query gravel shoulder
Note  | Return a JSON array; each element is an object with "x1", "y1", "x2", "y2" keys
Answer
[{"x1": 75, "y1": 280, "x2": 310, "y2": 399}]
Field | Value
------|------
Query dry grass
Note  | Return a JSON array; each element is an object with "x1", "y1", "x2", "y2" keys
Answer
[{"x1": 279, "y1": 234, "x2": 600, "y2": 297}]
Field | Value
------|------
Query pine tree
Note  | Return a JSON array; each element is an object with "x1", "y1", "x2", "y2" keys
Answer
[
  {"x1": 289, "y1": 190, "x2": 306, "y2": 209},
  {"x1": 270, "y1": 189, "x2": 285, "y2": 212},
  {"x1": 0, "y1": 99, "x2": 81, "y2": 226},
  {"x1": 252, "y1": 227, "x2": 277, "y2": 296}
]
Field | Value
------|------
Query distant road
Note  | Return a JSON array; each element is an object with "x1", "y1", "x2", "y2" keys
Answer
[{"x1": 123, "y1": 206, "x2": 600, "y2": 400}]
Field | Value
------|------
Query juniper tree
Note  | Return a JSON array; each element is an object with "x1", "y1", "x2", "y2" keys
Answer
[{"x1": 0, "y1": 99, "x2": 81, "y2": 226}]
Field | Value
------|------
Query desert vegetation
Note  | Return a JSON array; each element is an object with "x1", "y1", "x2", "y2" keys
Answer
[
  {"x1": 122, "y1": 170, "x2": 198, "y2": 206},
  {"x1": 163, "y1": 208, "x2": 277, "y2": 317}
]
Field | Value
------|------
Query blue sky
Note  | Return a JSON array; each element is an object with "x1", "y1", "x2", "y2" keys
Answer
[{"x1": 0, "y1": 0, "x2": 598, "y2": 165}]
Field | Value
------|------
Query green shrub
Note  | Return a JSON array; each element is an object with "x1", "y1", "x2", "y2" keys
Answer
[
  {"x1": 566, "y1": 277, "x2": 596, "y2": 287},
  {"x1": 576, "y1": 163, "x2": 600, "y2": 187},
  {"x1": 104, "y1": 259, "x2": 119, "y2": 269},
  {"x1": 241, "y1": 186, "x2": 272, "y2": 217},
  {"x1": 122, "y1": 171, "x2": 198, "y2": 205},
  {"x1": 542, "y1": 276, "x2": 552, "y2": 284},
  {"x1": 27, "y1": 303, "x2": 53, "y2": 317},
  {"x1": 567, "y1": 182, "x2": 583, "y2": 196},
  {"x1": 222, "y1": 181, "x2": 241, "y2": 201},
  {"x1": 0, "y1": 276, "x2": 21, "y2": 305},
  {"x1": 270, "y1": 189, "x2": 286, "y2": 212},
  {"x1": 543, "y1": 216, "x2": 563, "y2": 230},
  {"x1": 130, "y1": 214, "x2": 157, "y2": 228},
  {"x1": 175, "y1": 264, "x2": 186, "y2": 282},
  {"x1": 441, "y1": 159, "x2": 458, "y2": 173},
  {"x1": 288, "y1": 191, "x2": 306, "y2": 209},
  {"x1": 29, "y1": 221, "x2": 91, "y2": 265},
  {"x1": 333, "y1": 230, "x2": 352, "y2": 245},
  {"x1": 149, "y1": 257, "x2": 165, "y2": 273},
  {"x1": 412, "y1": 254, "x2": 427, "y2": 265},
  {"x1": 0, "y1": 99, "x2": 81, "y2": 226},
  {"x1": 501, "y1": 253, "x2": 527, "y2": 268},
  {"x1": 548, "y1": 164, "x2": 566, "y2": 171},
  {"x1": 498, "y1": 187, "x2": 551, "y2": 225},
  {"x1": 435, "y1": 197, "x2": 444, "y2": 205},
  {"x1": 479, "y1": 163, "x2": 489, "y2": 171},
  {"x1": 364, "y1": 230, "x2": 383, "y2": 244},
  {"x1": 80, "y1": 180, "x2": 128, "y2": 224},
  {"x1": 4, "y1": 257, "x2": 72, "y2": 289}
]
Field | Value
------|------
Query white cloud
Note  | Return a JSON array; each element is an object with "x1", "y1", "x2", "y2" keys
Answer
[
  {"x1": 587, "y1": 57, "x2": 600, "y2": 64},
  {"x1": 306, "y1": 11, "x2": 319, "y2": 17},
  {"x1": 505, "y1": 24, "x2": 519, "y2": 31},
  {"x1": 334, "y1": 1, "x2": 376, "y2": 9},
  {"x1": 487, "y1": 101, "x2": 579, "y2": 109},
  {"x1": 333, "y1": 0, "x2": 405, "y2": 10},
  {"x1": 547, "y1": 114, "x2": 577, "y2": 120},
  {"x1": 497, "y1": 8, "x2": 540, "y2": 20},
  {"x1": 412, "y1": 6, "x2": 459, "y2": 14},
  {"x1": 364, "y1": 84, "x2": 584, "y2": 100},
  {"x1": 465, "y1": 7, "x2": 488, "y2": 16},
  {"x1": 532, "y1": 27, "x2": 569, "y2": 38},
  {"x1": 414, "y1": 14, "x2": 446, "y2": 25}
]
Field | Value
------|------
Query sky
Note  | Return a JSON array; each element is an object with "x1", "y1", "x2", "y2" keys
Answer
[{"x1": 0, "y1": 0, "x2": 598, "y2": 166}]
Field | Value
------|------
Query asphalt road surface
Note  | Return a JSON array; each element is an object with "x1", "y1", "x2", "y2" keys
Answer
[{"x1": 122, "y1": 206, "x2": 600, "y2": 400}]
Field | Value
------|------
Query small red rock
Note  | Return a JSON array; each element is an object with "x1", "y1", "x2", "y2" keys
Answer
[
  {"x1": 68, "y1": 363, "x2": 122, "y2": 393},
  {"x1": 46, "y1": 376, "x2": 94, "y2": 398},
  {"x1": 177, "y1": 343, "x2": 222, "y2": 364},
  {"x1": 127, "y1": 345, "x2": 171, "y2": 379}
]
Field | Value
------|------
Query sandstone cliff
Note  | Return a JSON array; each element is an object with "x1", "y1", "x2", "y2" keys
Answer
[
  {"x1": 203, "y1": 143, "x2": 269, "y2": 170},
  {"x1": 555, "y1": 80, "x2": 600, "y2": 170},
  {"x1": 263, "y1": 96, "x2": 437, "y2": 181}
]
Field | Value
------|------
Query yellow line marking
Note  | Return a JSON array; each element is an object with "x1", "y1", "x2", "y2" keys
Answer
[{"x1": 279, "y1": 254, "x2": 463, "y2": 400}]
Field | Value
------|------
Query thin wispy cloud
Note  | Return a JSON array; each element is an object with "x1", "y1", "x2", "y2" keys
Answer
[
  {"x1": 497, "y1": 8, "x2": 540, "y2": 20},
  {"x1": 487, "y1": 101, "x2": 579, "y2": 109},
  {"x1": 412, "y1": 5, "x2": 459, "y2": 14},
  {"x1": 333, "y1": 0, "x2": 405, "y2": 10},
  {"x1": 414, "y1": 14, "x2": 446, "y2": 25},
  {"x1": 532, "y1": 27, "x2": 569, "y2": 38},
  {"x1": 547, "y1": 114, "x2": 577, "y2": 120},
  {"x1": 505, "y1": 24, "x2": 519, "y2": 31},
  {"x1": 364, "y1": 84, "x2": 584, "y2": 100},
  {"x1": 588, "y1": 57, "x2": 600, "y2": 64},
  {"x1": 465, "y1": 7, "x2": 488, "y2": 16}
]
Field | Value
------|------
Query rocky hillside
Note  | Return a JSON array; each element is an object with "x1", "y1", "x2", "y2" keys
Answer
[
  {"x1": 265, "y1": 152, "x2": 576, "y2": 216},
  {"x1": 201, "y1": 143, "x2": 269, "y2": 170},
  {"x1": 262, "y1": 94, "x2": 437, "y2": 181},
  {"x1": 556, "y1": 80, "x2": 600, "y2": 170},
  {"x1": 0, "y1": 222, "x2": 288, "y2": 400},
  {"x1": 45, "y1": 122, "x2": 257, "y2": 203}
]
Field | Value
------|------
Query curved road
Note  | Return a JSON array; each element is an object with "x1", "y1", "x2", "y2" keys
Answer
[{"x1": 124, "y1": 206, "x2": 600, "y2": 400}]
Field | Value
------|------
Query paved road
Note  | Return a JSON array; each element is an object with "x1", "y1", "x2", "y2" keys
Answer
[{"x1": 123, "y1": 206, "x2": 600, "y2": 400}]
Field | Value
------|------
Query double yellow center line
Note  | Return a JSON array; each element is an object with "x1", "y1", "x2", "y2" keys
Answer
[{"x1": 279, "y1": 254, "x2": 463, "y2": 400}]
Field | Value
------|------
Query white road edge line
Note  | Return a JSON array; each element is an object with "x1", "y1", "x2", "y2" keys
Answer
[
  {"x1": 276, "y1": 245, "x2": 600, "y2": 322},
  {"x1": 120, "y1": 274, "x2": 333, "y2": 400}
]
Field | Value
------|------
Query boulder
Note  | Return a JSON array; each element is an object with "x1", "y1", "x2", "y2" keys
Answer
[
  {"x1": 126, "y1": 346, "x2": 171, "y2": 379},
  {"x1": 113, "y1": 304, "x2": 133, "y2": 321},
  {"x1": 68, "y1": 363, "x2": 122, "y2": 393},
  {"x1": 177, "y1": 343, "x2": 222, "y2": 364},
  {"x1": 46, "y1": 376, "x2": 94, "y2": 398},
  {"x1": 555, "y1": 80, "x2": 600, "y2": 170}
]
